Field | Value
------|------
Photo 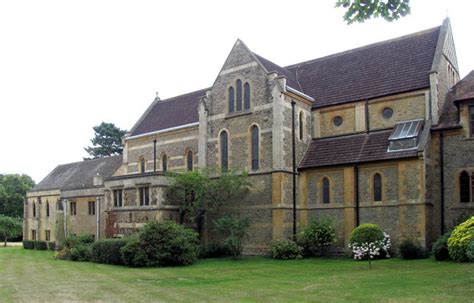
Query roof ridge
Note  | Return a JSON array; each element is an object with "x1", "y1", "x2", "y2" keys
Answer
[
  {"x1": 285, "y1": 26, "x2": 441, "y2": 69},
  {"x1": 158, "y1": 87, "x2": 210, "y2": 103},
  {"x1": 57, "y1": 155, "x2": 122, "y2": 168}
]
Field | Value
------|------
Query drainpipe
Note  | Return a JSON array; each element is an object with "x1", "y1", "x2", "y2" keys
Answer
[
  {"x1": 62, "y1": 199, "x2": 68, "y2": 239},
  {"x1": 354, "y1": 166, "x2": 360, "y2": 226},
  {"x1": 153, "y1": 139, "x2": 157, "y2": 172},
  {"x1": 365, "y1": 98, "x2": 370, "y2": 133},
  {"x1": 291, "y1": 100, "x2": 297, "y2": 240},
  {"x1": 439, "y1": 132, "x2": 445, "y2": 234},
  {"x1": 96, "y1": 196, "x2": 100, "y2": 240}
]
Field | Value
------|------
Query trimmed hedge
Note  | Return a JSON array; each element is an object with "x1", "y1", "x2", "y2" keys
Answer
[
  {"x1": 349, "y1": 224, "x2": 384, "y2": 245},
  {"x1": 47, "y1": 242, "x2": 56, "y2": 251},
  {"x1": 70, "y1": 244, "x2": 91, "y2": 262},
  {"x1": 269, "y1": 239, "x2": 301, "y2": 260},
  {"x1": 432, "y1": 232, "x2": 451, "y2": 261},
  {"x1": 65, "y1": 235, "x2": 94, "y2": 249},
  {"x1": 23, "y1": 240, "x2": 35, "y2": 249},
  {"x1": 399, "y1": 239, "x2": 429, "y2": 260},
  {"x1": 448, "y1": 216, "x2": 474, "y2": 262},
  {"x1": 34, "y1": 240, "x2": 48, "y2": 250},
  {"x1": 90, "y1": 238, "x2": 129, "y2": 265},
  {"x1": 121, "y1": 238, "x2": 149, "y2": 267}
]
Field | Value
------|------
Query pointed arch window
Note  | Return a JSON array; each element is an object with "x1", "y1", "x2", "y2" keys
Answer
[
  {"x1": 322, "y1": 178, "x2": 330, "y2": 204},
  {"x1": 220, "y1": 131, "x2": 228, "y2": 172},
  {"x1": 236, "y1": 79, "x2": 242, "y2": 111},
  {"x1": 162, "y1": 154, "x2": 168, "y2": 173},
  {"x1": 460, "y1": 171, "x2": 470, "y2": 203},
  {"x1": 374, "y1": 173, "x2": 382, "y2": 202},
  {"x1": 244, "y1": 82, "x2": 250, "y2": 110},
  {"x1": 299, "y1": 112, "x2": 304, "y2": 140},
  {"x1": 187, "y1": 150, "x2": 193, "y2": 171},
  {"x1": 139, "y1": 157, "x2": 145, "y2": 173},
  {"x1": 228, "y1": 87, "x2": 235, "y2": 113},
  {"x1": 251, "y1": 125, "x2": 259, "y2": 170},
  {"x1": 46, "y1": 201, "x2": 50, "y2": 217},
  {"x1": 32, "y1": 202, "x2": 36, "y2": 218}
]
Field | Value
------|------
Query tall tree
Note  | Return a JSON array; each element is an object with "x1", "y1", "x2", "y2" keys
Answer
[
  {"x1": 0, "y1": 174, "x2": 35, "y2": 218},
  {"x1": 84, "y1": 122, "x2": 127, "y2": 159},
  {"x1": 336, "y1": 0, "x2": 411, "y2": 24},
  {"x1": 0, "y1": 215, "x2": 23, "y2": 246}
]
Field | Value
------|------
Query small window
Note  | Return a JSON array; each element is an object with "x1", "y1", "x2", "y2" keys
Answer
[
  {"x1": 236, "y1": 79, "x2": 242, "y2": 111},
  {"x1": 244, "y1": 82, "x2": 251, "y2": 110},
  {"x1": 70, "y1": 202, "x2": 77, "y2": 216},
  {"x1": 333, "y1": 116, "x2": 343, "y2": 127},
  {"x1": 162, "y1": 154, "x2": 168, "y2": 173},
  {"x1": 460, "y1": 171, "x2": 470, "y2": 203},
  {"x1": 45, "y1": 230, "x2": 51, "y2": 242},
  {"x1": 470, "y1": 106, "x2": 474, "y2": 137},
  {"x1": 382, "y1": 107, "x2": 393, "y2": 120},
  {"x1": 113, "y1": 189, "x2": 123, "y2": 207},
  {"x1": 220, "y1": 131, "x2": 228, "y2": 172},
  {"x1": 57, "y1": 200, "x2": 63, "y2": 211},
  {"x1": 187, "y1": 150, "x2": 193, "y2": 171},
  {"x1": 373, "y1": 173, "x2": 382, "y2": 202},
  {"x1": 32, "y1": 202, "x2": 36, "y2": 218},
  {"x1": 139, "y1": 187, "x2": 150, "y2": 206},
  {"x1": 322, "y1": 178, "x2": 330, "y2": 204},
  {"x1": 31, "y1": 230, "x2": 37, "y2": 241},
  {"x1": 251, "y1": 125, "x2": 259, "y2": 171},
  {"x1": 139, "y1": 157, "x2": 145, "y2": 173},
  {"x1": 46, "y1": 201, "x2": 50, "y2": 217},
  {"x1": 88, "y1": 201, "x2": 96, "y2": 215},
  {"x1": 299, "y1": 112, "x2": 304, "y2": 140},
  {"x1": 229, "y1": 86, "x2": 235, "y2": 113}
]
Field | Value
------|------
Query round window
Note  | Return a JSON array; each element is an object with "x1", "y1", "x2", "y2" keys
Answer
[
  {"x1": 333, "y1": 116, "x2": 343, "y2": 127},
  {"x1": 382, "y1": 107, "x2": 393, "y2": 120}
]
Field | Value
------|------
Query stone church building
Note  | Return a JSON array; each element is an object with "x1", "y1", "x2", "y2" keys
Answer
[{"x1": 25, "y1": 19, "x2": 474, "y2": 253}]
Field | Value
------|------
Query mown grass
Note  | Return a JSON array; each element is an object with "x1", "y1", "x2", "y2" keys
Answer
[{"x1": 0, "y1": 247, "x2": 473, "y2": 302}]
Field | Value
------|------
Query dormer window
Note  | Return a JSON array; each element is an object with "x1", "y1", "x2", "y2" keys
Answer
[
  {"x1": 388, "y1": 119, "x2": 423, "y2": 151},
  {"x1": 228, "y1": 80, "x2": 250, "y2": 113}
]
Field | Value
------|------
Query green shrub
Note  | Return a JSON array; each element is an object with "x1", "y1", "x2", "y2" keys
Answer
[
  {"x1": 65, "y1": 234, "x2": 95, "y2": 249},
  {"x1": 214, "y1": 215, "x2": 252, "y2": 260},
  {"x1": 54, "y1": 248, "x2": 71, "y2": 260},
  {"x1": 23, "y1": 240, "x2": 35, "y2": 249},
  {"x1": 90, "y1": 238, "x2": 129, "y2": 265},
  {"x1": 34, "y1": 240, "x2": 48, "y2": 250},
  {"x1": 466, "y1": 235, "x2": 474, "y2": 262},
  {"x1": 399, "y1": 239, "x2": 429, "y2": 259},
  {"x1": 200, "y1": 242, "x2": 232, "y2": 258},
  {"x1": 120, "y1": 238, "x2": 149, "y2": 267},
  {"x1": 297, "y1": 218, "x2": 336, "y2": 257},
  {"x1": 47, "y1": 242, "x2": 56, "y2": 251},
  {"x1": 448, "y1": 216, "x2": 474, "y2": 262},
  {"x1": 349, "y1": 224, "x2": 384, "y2": 245},
  {"x1": 136, "y1": 221, "x2": 199, "y2": 267},
  {"x1": 432, "y1": 232, "x2": 451, "y2": 261},
  {"x1": 269, "y1": 239, "x2": 301, "y2": 260},
  {"x1": 70, "y1": 244, "x2": 91, "y2": 262}
]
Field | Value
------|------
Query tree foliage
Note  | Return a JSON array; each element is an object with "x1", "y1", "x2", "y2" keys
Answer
[
  {"x1": 165, "y1": 170, "x2": 251, "y2": 237},
  {"x1": 0, "y1": 215, "x2": 23, "y2": 246},
  {"x1": 214, "y1": 214, "x2": 252, "y2": 260},
  {"x1": 84, "y1": 122, "x2": 127, "y2": 159},
  {"x1": 0, "y1": 174, "x2": 35, "y2": 218},
  {"x1": 336, "y1": 0, "x2": 410, "y2": 24}
]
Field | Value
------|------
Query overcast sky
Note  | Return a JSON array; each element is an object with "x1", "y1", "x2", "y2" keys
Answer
[{"x1": 1, "y1": 0, "x2": 473, "y2": 183}]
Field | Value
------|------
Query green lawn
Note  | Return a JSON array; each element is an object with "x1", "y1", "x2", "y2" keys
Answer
[{"x1": 0, "y1": 248, "x2": 473, "y2": 302}]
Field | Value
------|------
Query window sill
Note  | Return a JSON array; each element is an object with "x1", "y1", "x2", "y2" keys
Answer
[{"x1": 225, "y1": 110, "x2": 252, "y2": 120}]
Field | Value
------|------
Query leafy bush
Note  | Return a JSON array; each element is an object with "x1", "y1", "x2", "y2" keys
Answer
[
  {"x1": 349, "y1": 224, "x2": 384, "y2": 245},
  {"x1": 70, "y1": 244, "x2": 91, "y2": 262},
  {"x1": 200, "y1": 242, "x2": 232, "y2": 259},
  {"x1": 214, "y1": 215, "x2": 252, "y2": 260},
  {"x1": 269, "y1": 239, "x2": 301, "y2": 260},
  {"x1": 54, "y1": 248, "x2": 71, "y2": 260},
  {"x1": 432, "y1": 232, "x2": 451, "y2": 261},
  {"x1": 65, "y1": 234, "x2": 94, "y2": 249},
  {"x1": 90, "y1": 238, "x2": 129, "y2": 265},
  {"x1": 47, "y1": 242, "x2": 56, "y2": 251},
  {"x1": 399, "y1": 239, "x2": 429, "y2": 260},
  {"x1": 34, "y1": 240, "x2": 48, "y2": 250},
  {"x1": 448, "y1": 216, "x2": 474, "y2": 262},
  {"x1": 132, "y1": 221, "x2": 200, "y2": 267},
  {"x1": 297, "y1": 218, "x2": 336, "y2": 257},
  {"x1": 120, "y1": 238, "x2": 149, "y2": 267},
  {"x1": 466, "y1": 235, "x2": 474, "y2": 262},
  {"x1": 23, "y1": 240, "x2": 35, "y2": 249}
]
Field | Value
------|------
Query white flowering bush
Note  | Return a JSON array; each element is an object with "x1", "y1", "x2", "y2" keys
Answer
[{"x1": 349, "y1": 224, "x2": 392, "y2": 269}]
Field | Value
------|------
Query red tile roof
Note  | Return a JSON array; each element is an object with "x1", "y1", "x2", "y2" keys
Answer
[
  {"x1": 299, "y1": 130, "x2": 419, "y2": 169},
  {"x1": 130, "y1": 88, "x2": 208, "y2": 136}
]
